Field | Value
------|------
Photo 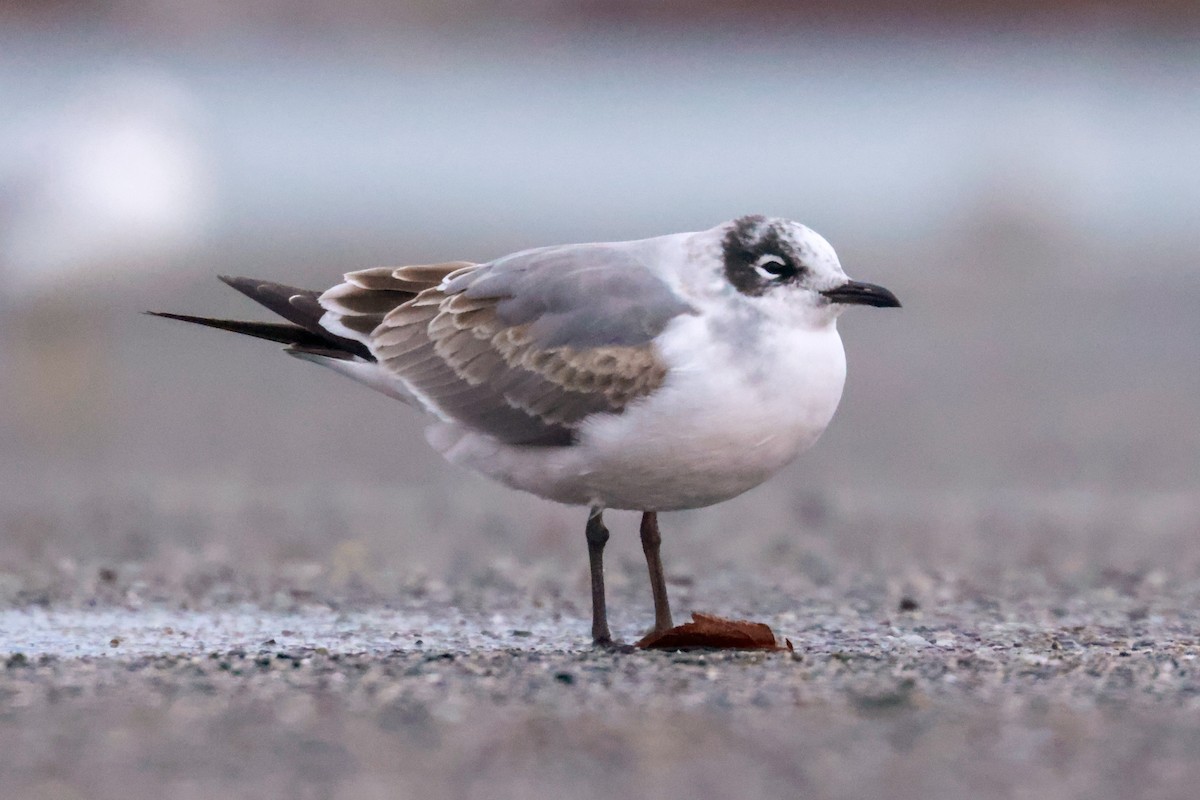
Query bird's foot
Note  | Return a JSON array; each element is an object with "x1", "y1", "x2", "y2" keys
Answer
[{"x1": 591, "y1": 635, "x2": 636, "y2": 653}]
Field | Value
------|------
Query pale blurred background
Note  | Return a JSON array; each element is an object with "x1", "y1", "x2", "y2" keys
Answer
[{"x1": 1, "y1": 0, "x2": 1198, "y2": 600}]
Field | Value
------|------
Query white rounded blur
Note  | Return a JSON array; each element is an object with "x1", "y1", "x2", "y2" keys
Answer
[{"x1": 0, "y1": 68, "x2": 216, "y2": 303}]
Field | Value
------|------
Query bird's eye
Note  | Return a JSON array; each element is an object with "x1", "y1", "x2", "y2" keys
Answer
[{"x1": 753, "y1": 253, "x2": 797, "y2": 280}]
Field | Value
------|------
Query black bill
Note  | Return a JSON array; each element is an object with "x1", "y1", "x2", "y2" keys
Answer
[{"x1": 820, "y1": 280, "x2": 901, "y2": 308}]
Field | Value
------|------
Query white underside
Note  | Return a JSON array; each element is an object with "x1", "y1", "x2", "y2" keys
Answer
[{"x1": 425, "y1": 313, "x2": 847, "y2": 511}]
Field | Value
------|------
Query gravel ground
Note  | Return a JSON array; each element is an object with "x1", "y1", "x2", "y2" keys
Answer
[
  {"x1": 3, "y1": 567, "x2": 1200, "y2": 800},
  {"x1": 3, "y1": 443, "x2": 1199, "y2": 800}
]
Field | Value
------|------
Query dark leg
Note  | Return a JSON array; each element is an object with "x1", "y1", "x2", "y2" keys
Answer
[
  {"x1": 585, "y1": 507, "x2": 612, "y2": 645},
  {"x1": 640, "y1": 511, "x2": 674, "y2": 633}
]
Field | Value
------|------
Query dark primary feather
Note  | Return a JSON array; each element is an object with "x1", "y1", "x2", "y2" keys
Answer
[
  {"x1": 217, "y1": 275, "x2": 320, "y2": 326},
  {"x1": 146, "y1": 311, "x2": 345, "y2": 353},
  {"x1": 151, "y1": 276, "x2": 374, "y2": 361}
]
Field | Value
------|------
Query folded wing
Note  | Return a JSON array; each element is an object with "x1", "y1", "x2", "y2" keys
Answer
[{"x1": 319, "y1": 244, "x2": 695, "y2": 446}]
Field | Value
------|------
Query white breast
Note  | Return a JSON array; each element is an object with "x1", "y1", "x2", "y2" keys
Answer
[{"x1": 570, "y1": 312, "x2": 847, "y2": 510}]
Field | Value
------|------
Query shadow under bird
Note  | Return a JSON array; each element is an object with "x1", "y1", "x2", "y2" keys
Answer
[{"x1": 152, "y1": 215, "x2": 900, "y2": 645}]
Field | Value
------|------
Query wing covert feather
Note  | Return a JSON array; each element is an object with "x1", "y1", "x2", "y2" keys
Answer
[{"x1": 318, "y1": 244, "x2": 693, "y2": 445}]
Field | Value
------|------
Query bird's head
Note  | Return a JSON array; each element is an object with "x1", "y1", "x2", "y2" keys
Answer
[{"x1": 718, "y1": 215, "x2": 900, "y2": 324}]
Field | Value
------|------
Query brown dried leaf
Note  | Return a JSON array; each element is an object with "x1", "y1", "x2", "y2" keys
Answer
[{"x1": 636, "y1": 612, "x2": 783, "y2": 651}]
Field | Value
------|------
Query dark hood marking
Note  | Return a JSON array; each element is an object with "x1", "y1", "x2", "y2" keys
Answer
[{"x1": 721, "y1": 215, "x2": 808, "y2": 297}]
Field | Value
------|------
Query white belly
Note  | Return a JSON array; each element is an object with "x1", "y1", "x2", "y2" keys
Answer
[{"x1": 428, "y1": 314, "x2": 848, "y2": 512}]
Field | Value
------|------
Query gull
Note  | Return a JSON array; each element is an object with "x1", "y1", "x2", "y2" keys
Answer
[{"x1": 152, "y1": 215, "x2": 900, "y2": 645}]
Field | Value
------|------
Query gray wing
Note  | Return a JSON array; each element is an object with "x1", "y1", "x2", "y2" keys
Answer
[
  {"x1": 319, "y1": 244, "x2": 695, "y2": 446},
  {"x1": 443, "y1": 243, "x2": 693, "y2": 349}
]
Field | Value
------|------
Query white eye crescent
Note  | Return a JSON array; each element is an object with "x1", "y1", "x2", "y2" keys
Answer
[{"x1": 753, "y1": 254, "x2": 790, "y2": 279}]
